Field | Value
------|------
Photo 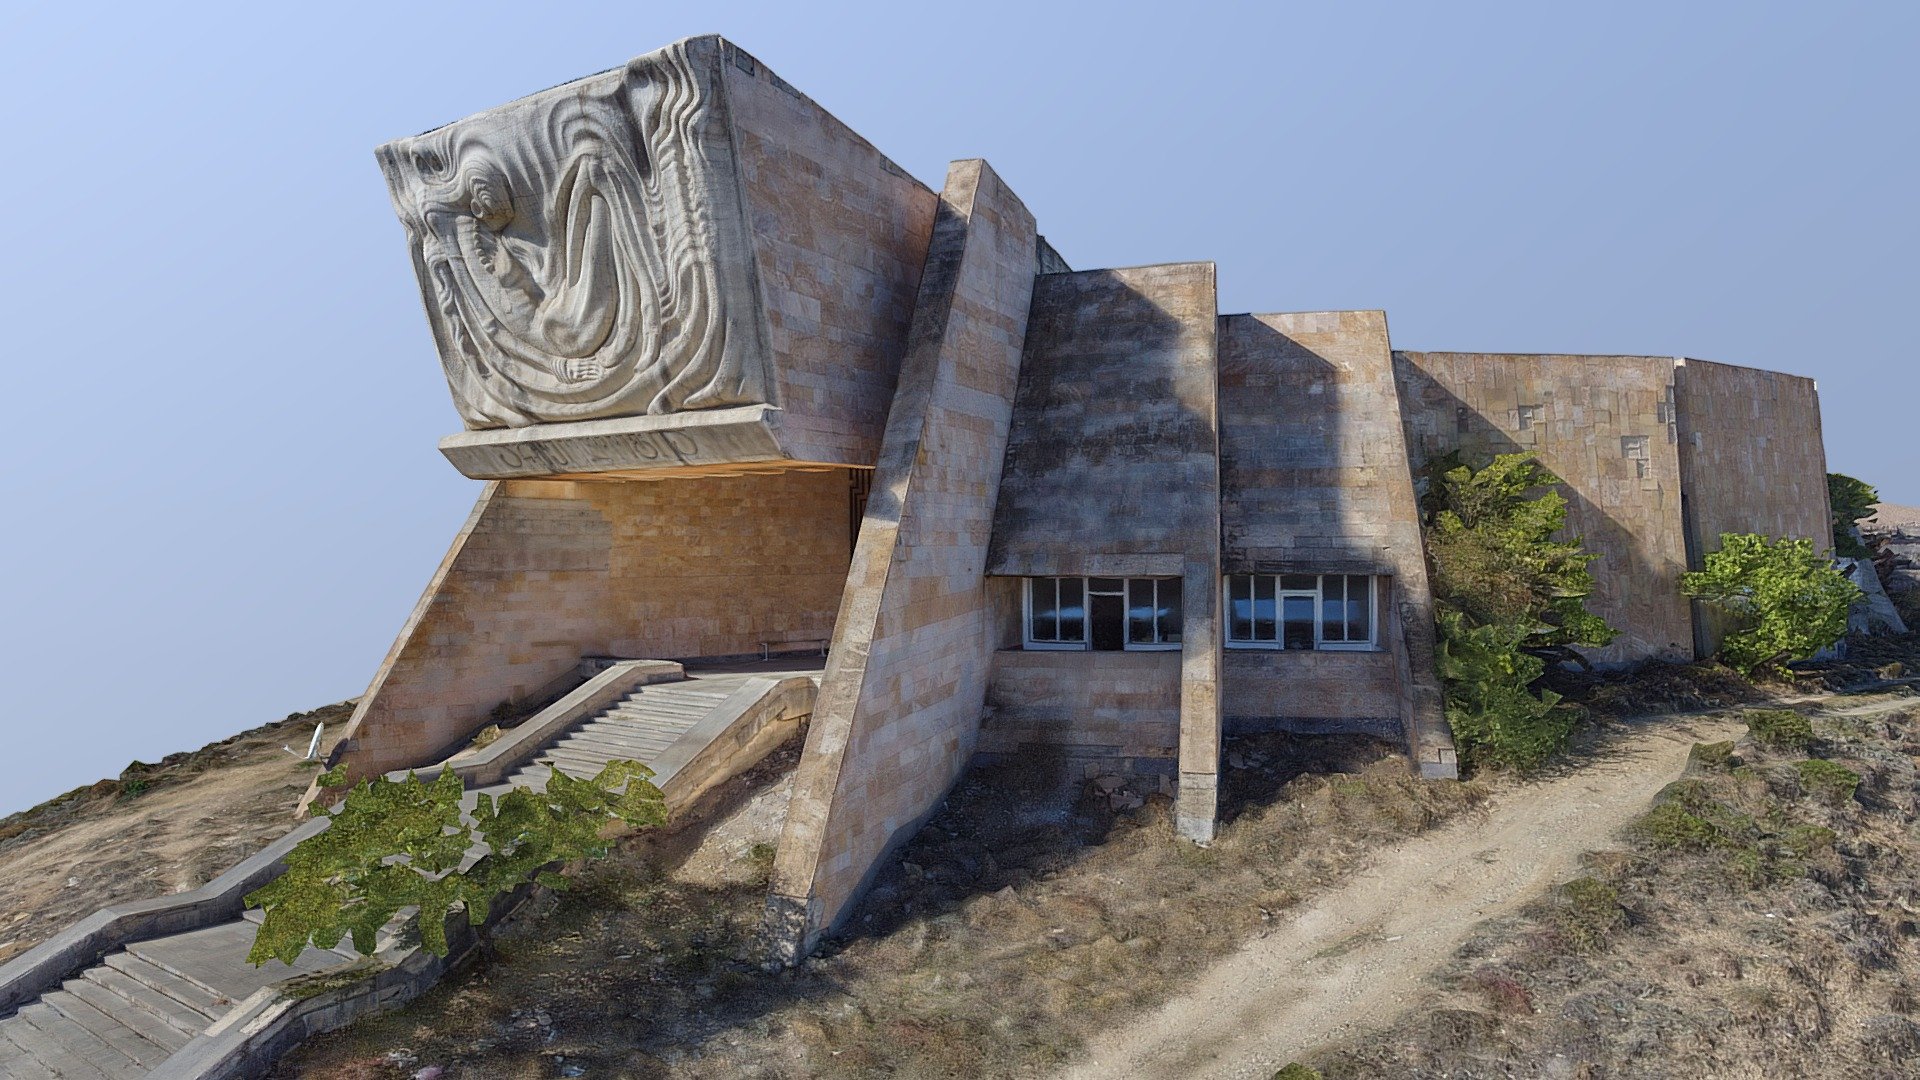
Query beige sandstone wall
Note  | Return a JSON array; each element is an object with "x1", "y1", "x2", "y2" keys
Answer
[
  {"x1": 984, "y1": 262, "x2": 1223, "y2": 838},
  {"x1": 328, "y1": 470, "x2": 852, "y2": 780},
  {"x1": 1673, "y1": 357, "x2": 1830, "y2": 656},
  {"x1": 1396, "y1": 352, "x2": 1696, "y2": 665},
  {"x1": 766, "y1": 160, "x2": 1039, "y2": 961},
  {"x1": 721, "y1": 40, "x2": 941, "y2": 467},
  {"x1": 1220, "y1": 312, "x2": 1452, "y2": 774},
  {"x1": 980, "y1": 650, "x2": 1183, "y2": 772}
]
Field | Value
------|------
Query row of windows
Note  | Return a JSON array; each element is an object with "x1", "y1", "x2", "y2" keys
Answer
[{"x1": 1023, "y1": 574, "x2": 1379, "y2": 652}]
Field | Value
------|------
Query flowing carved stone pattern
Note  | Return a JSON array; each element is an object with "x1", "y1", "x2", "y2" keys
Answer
[{"x1": 379, "y1": 40, "x2": 772, "y2": 429}]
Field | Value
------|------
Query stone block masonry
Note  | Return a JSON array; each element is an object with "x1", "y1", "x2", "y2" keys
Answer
[
  {"x1": 1674, "y1": 357, "x2": 1831, "y2": 657},
  {"x1": 1396, "y1": 352, "x2": 1696, "y2": 666},
  {"x1": 764, "y1": 160, "x2": 1040, "y2": 962},
  {"x1": 985, "y1": 263, "x2": 1224, "y2": 839},
  {"x1": 1220, "y1": 312, "x2": 1453, "y2": 777},
  {"x1": 323, "y1": 469, "x2": 852, "y2": 785}
]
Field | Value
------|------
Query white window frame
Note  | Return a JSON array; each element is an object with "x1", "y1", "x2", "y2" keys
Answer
[
  {"x1": 1223, "y1": 574, "x2": 1380, "y2": 652},
  {"x1": 1023, "y1": 576, "x2": 1183, "y2": 652}
]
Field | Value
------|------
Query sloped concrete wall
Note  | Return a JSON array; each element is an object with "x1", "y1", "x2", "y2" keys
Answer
[
  {"x1": 326, "y1": 471, "x2": 851, "y2": 782},
  {"x1": 1674, "y1": 357, "x2": 1831, "y2": 656},
  {"x1": 1396, "y1": 352, "x2": 1695, "y2": 665},
  {"x1": 1220, "y1": 312, "x2": 1452, "y2": 773},
  {"x1": 984, "y1": 263, "x2": 1224, "y2": 838},
  {"x1": 764, "y1": 160, "x2": 1038, "y2": 961}
]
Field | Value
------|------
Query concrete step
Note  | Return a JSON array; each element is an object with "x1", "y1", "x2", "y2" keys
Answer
[
  {"x1": 593, "y1": 711, "x2": 700, "y2": 734},
  {"x1": 559, "y1": 727, "x2": 677, "y2": 756},
  {"x1": 0, "y1": 1007, "x2": 125, "y2": 1079},
  {"x1": 605, "y1": 701, "x2": 712, "y2": 721},
  {"x1": 42, "y1": 989, "x2": 174, "y2": 1069},
  {"x1": 13, "y1": 1001, "x2": 146, "y2": 1077},
  {"x1": 58, "y1": 977, "x2": 190, "y2": 1054},
  {"x1": 101, "y1": 952, "x2": 227, "y2": 1020},
  {"x1": 127, "y1": 919, "x2": 341, "y2": 1004},
  {"x1": 79, "y1": 966, "x2": 213, "y2": 1038}
]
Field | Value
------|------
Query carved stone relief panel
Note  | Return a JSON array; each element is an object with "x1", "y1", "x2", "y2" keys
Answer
[{"x1": 379, "y1": 39, "x2": 771, "y2": 429}]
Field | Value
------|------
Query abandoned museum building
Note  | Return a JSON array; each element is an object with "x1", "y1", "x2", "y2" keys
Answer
[{"x1": 321, "y1": 35, "x2": 1834, "y2": 959}]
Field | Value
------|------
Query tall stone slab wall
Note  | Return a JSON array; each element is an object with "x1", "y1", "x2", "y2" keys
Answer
[
  {"x1": 764, "y1": 160, "x2": 1038, "y2": 961},
  {"x1": 984, "y1": 263, "x2": 1223, "y2": 839},
  {"x1": 324, "y1": 471, "x2": 852, "y2": 782},
  {"x1": 1674, "y1": 358, "x2": 1830, "y2": 656},
  {"x1": 1220, "y1": 313, "x2": 1452, "y2": 775},
  {"x1": 1395, "y1": 352, "x2": 1695, "y2": 665}
]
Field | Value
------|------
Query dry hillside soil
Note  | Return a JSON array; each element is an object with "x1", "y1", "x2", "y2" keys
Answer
[{"x1": 0, "y1": 701, "x2": 351, "y2": 965}]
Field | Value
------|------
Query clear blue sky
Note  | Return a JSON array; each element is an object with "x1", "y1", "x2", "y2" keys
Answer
[{"x1": 1, "y1": 1, "x2": 1912, "y2": 815}]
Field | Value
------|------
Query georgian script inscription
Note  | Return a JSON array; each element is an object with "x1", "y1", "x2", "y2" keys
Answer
[{"x1": 379, "y1": 40, "x2": 770, "y2": 429}]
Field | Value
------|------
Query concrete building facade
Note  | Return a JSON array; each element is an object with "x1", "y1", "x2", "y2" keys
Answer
[{"x1": 328, "y1": 35, "x2": 1834, "y2": 959}]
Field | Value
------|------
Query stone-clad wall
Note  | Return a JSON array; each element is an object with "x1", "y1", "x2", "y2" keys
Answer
[
  {"x1": 1395, "y1": 352, "x2": 1695, "y2": 665},
  {"x1": 1219, "y1": 313, "x2": 1452, "y2": 773},
  {"x1": 1674, "y1": 357, "x2": 1830, "y2": 655},
  {"x1": 980, "y1": 649, "x2": 1183, "y2": 771},
  {"x1": 766, "y1": 160, "x2": 1039, "y2": 961},
  {"x1": 723, "y1": 41, "x2": 941, "y2": 467},
  {"x1": 328, "y1": 471, "x2": 851, "y2": 779},
  {"x1": 984, "y1": 263, "x2": 1224, "y2": 838}
]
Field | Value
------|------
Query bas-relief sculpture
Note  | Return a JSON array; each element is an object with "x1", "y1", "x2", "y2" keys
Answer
[{"x1": 378, "y1": 40, "x2": 771, "y2": 430}]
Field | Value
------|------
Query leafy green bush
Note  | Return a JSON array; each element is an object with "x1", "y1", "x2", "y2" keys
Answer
[
  {"x1": 1828, "y1": 473, "x2": 1878, "y2": 558},
  {"x1": 1273, "y1": 1065, "x2": 1323, "y2": 1080},
  {"x1": 1682, "y1": 534, "x2": 1860, "y2": 675},
  {"x1": 1687, "y1": 740, "x2": 1737, "y2": 772},
  {"x1": 1636, "y1": 801, "x2": 1722, "y2": 851},
  {"x1": 1745, "y1": 709, "x2": 1814, "y2": 751},
  {"x1": 245, "y1": 760, "x2": 666, "y2": 965},
  {"x1": 1795, "y1": 759, "x2": 1860, "y2": 806},
  {"x1": 1421, "y1": 453, "x2": 1615, "y2": 770}
]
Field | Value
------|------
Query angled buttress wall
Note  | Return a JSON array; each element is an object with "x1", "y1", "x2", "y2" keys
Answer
[{"x1": 764, "y1": 160, "x2": 1039, "y2": 961}]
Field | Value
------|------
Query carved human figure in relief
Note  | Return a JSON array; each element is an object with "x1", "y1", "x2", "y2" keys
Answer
[{"x1": 379, "y1": 40, "x2": 770, "y2": 429}]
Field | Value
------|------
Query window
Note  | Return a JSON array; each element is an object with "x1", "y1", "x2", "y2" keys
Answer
[
  {"x1": 1225, "y1": 574, "x2": 1378, "y2": 650},
  {"x1": 1025, "y1": 577, "x2": 1181, "y2": 651}
]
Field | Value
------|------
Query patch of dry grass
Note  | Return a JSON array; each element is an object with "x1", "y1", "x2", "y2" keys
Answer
[
  {"x1": 1309, "y1": 689, "x2": 1920, "y2": 1079},
  {"x1": 276, "y1": 735, "x2": 1487, "y2": 1079}
]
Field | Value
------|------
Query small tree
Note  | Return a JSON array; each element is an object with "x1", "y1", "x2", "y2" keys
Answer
[
  {"x1": 1682, "y1": 533, "x2": 1860, "y2": 676},
  {"x1": 1827, "y1": 472, "x2": 1878, "y2": 558},
  {"x1": 1421, "y1": 452, "x2": 1615, "y2": 769},
  {"x1": 246, "y1": 760, "x2": 666, "y2": 965}
]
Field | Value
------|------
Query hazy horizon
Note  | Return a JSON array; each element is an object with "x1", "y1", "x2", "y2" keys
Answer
[{"x1": 2, "y1": 0, "x2": 1913, "y2": 816}]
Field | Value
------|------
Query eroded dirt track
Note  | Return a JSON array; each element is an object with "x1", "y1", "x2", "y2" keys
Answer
[{"x1": 1060, "y1": 713, "x2": 1746, "y2": 1080}]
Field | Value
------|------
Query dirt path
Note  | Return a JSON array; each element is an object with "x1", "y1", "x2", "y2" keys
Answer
[{"x1": 1060, "y1": 712, "x2": 1745, "y2": 1080}]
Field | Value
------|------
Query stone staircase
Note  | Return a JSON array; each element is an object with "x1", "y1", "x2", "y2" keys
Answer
[
  {"x1": 507, "y1": 675, "x2": 758, "y2": 789},
  {"x1": 0, "y1": 661, "x2": 820, "y2": 1079},
  {"x1": 0, "y1": 920, "x2": 362, "y2": 1079}
]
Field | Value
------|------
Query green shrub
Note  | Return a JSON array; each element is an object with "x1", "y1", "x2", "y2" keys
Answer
[
  {"x1": 1273, "y1": 1065, "x2": 1323, "y2": 1080},
  {"x1": 245, "y1": 760, "x2": 666, "y2": 965},
  {"x1": 1746, "y1": 709, "x2": 1815, "y2": 751},
  {"x1": 1421, "y1": 453, "x2": 1614, "y2": 771},
  {"x1": 1795, "y1": 759, "x2": 1860, "y2": 806},
  {"x1": 1682, "y1": 534, "x2": 1860, "y2": 675},
  {"x1": 1636, "y1": 801, "x2": 1721, "y2": 850},
  {"x1": 1828, "y1": 473, "x2": 1878, "y2": 558},
  {"x1": 1554, "y1": 877, "x2": 1628, "y2": 954},
  {"x1": 1780, "y1": 823, "x2": 1838, "y2": 859}
]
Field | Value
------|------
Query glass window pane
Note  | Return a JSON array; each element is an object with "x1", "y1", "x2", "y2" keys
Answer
[
  {"x1": 1031, "y1": 578, "x2": 1058, "y2": 641},
  {"x1": 1059, "y1": 577, "x2": 1085, "y2": 642},
  {"x1": 1280, "y1": 573, "x2": 1317, "y2": 592},
  {"x1": 1161, "y1": 579, "x2": 1183, "y2": 644},
  {"x1": 1283, "y1": 595, "x2": 1316, "y2": 649},
  {"x1": 1230, "y1": 575, "x2": 1253, "y2": 641},
  {"x1": 1254, "y1": 575, "x2": 1277, "y2": 642},
  {"x1": 1347, "y1": 575, "x2": 1373, "y2": 642},
  {"x1": 1128, "y1": 578, "x2": 1155, "y2": 643},
  {"x1": 1321, "y1": 574, "x2": 1347, "y2": 641},
  {"x1": 1089, "y1": 576, "x2": 1124, "y2": 594}
]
